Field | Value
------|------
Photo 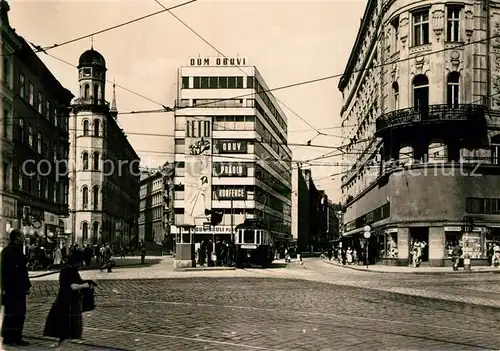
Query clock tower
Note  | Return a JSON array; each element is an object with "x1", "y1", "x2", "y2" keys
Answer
[{"x1": 77, "y1": 46, "x2": 107, "y2": 107}]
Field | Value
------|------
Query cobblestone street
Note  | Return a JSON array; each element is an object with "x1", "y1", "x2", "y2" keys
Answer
[{"x1": 9, "y1": 260, "x2": 500, "y2": 351}]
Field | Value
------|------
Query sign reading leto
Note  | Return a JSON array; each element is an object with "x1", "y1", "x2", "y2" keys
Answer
[{"x1": 215, "y1": 140, "x2": 247, "y2": 154}]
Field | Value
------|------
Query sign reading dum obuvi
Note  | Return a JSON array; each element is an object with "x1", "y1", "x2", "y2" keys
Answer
[{"x1": 190, "y1": 57, "x2": 248, "y2": 66}]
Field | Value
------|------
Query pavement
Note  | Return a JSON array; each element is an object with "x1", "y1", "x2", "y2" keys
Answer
[{"x1": 2, "y1": 258, "x2": 500, "y2": 350}]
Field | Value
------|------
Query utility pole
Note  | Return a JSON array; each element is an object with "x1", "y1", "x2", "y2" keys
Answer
[
  {"x1": 230, "y1": 197, "x2": 234, "y2": 243},
  {"x1": 71, "y1": 108, "x2": 77, "y2": 245}
]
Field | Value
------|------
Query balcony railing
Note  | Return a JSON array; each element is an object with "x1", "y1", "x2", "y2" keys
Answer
[{"x1": 375, "y1": 103, "x2": 486, "y2": 136}]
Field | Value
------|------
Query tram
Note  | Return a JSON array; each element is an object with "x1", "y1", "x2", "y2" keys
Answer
[{"x1": 234, "y1": 219, "x2": 275, "y2": 268}]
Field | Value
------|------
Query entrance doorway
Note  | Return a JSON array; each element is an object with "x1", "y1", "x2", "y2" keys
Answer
[{"x1": 409, "y1": 227, "x2": 429, "y2": 262}]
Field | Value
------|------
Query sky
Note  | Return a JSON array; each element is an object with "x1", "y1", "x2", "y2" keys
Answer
[{"x1": 9, "y1": 0, "x2": 366, "y2": 202}]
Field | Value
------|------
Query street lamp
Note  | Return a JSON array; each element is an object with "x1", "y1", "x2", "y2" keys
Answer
[{"x1": 363, "y1": 225, "x2": 371, "y2": 267}]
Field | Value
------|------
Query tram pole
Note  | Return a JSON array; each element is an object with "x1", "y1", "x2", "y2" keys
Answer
[{"x1": 230, "y1": 197, "x2": 234, "y2": 243}]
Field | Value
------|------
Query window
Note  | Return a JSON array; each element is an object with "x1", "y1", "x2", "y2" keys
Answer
[
  {"x1": 3, "y1": 56, "x2": 10, "y2": 87},
  {"x1": 28, "y1": 83, "x2": 34, "y2": 105},
  {"x1": 19, "y1": 73, "x2": 25, "y2": 98},
  {"x1": 52, "y1": 107, "x2": 57, "y2": 125},
  {"x1": 447, "y1": 7, "x2": 461, "y2": 42},
  {"x1": 18, "y1": 167, "x2": 23, "y2": 190},
  {"x1": 92, "y1": 152, "x2": 99, "y2": 170},
  {"x1": 37, "y1": 93, "x2": 43, "y2": 114},
  {"x1": 228, "y1": 77, "x2": 236, "y2": 88},
  {"x1": 3, "y1": 108, "x2": 9, "y2": 139},
  {"x1": 37, "y1": 132, "x2": 42, "y2": 154},
  {"x1": 392, "y1": 82, "x2": 399, "y2": 110},
  {"x1": 413, "y1": 10, "x2": 429, "y2": 46},
  {"x1": 447, "y1": 72, "x2": 460, "y2": 107},
  {"x1": 200, "y1": 77, "x2": 209, "y2": 89},
  {"x1": 92, "y1": 222, "x2": 99, "y2": 242},
  {"x1": 82, "y1": 186, "x2": 88, "y2": 208},
  {"x1": 174, "y1": 139, "x2": 185, "y2": 153},
  {"x1": 18, "y1": 117, "x2": 23, "y2": 142},
  {"x1": 82, "y1": 222, "x2": 88, "y2": 241},
  {"x1": 182, "y1": 77, "x2": 189, "y2": 89},
  {"x1": 247, "y1": 76, "x2": 254, "y2": 89},
  {"x1": 45, "y1": 100, "x2": 50, "y2": 118},
  {"x1": 84, "y1": 84, "x2": 90, "y2": 99},
  {"x1": 193, "y1": 77, "x2": 201, "y2": 89},
  {"x1": 92, "y1": 186, "x2": 99, "y2": 210},
  {"x1": 28, "y1": 126, "x2": 33, "y2": 147},
  {"x1": 94, "y1": 119, "x2": 100, "y2": 136},
  {"x1": 391, "y1": 16, "x2": 399, "y2": 52},
  {"x1": 83, "y1": 120, "x2": 89, "y2": 136},
  {"x1": 3, "y1": 162, "x2": 8, "y2": 191},
  {"x1": 412, "y1": 75, "x2": 429, "y2": 111},
  {"x1": 82, "y1": 152, "x2": 89, "y2": 170},
  {"x1": 492, "y1": 136, "x2": 500, "y2": 165}
]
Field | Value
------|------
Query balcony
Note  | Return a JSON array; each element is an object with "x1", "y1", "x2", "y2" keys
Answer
[{"x1": 375, "y1": 104, "x2": 487, "y2": 137}]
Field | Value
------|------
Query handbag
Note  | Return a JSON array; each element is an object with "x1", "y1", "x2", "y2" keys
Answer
[{"x1": 81, "y1": 286, "x2": 96, "y2": 312}]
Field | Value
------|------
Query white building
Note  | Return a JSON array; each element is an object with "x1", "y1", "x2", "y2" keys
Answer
[{"x1": 172, "y1": 57, "x2": 292, "y2": 243}]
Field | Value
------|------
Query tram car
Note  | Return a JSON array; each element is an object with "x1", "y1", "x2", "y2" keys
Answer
[{"x1": 234, "y1": 219, "x2": 275, "y2": 268}]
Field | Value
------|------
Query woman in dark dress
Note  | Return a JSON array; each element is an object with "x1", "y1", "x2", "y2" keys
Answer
[{"x1": 43, "y1": 251, "x2": 91, "y2": 350}]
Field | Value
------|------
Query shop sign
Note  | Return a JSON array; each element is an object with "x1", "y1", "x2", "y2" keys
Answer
[
  {"x1": 385, "y1": 228, "x2": 398, "y2": 234},
  {"x1": 217, "y1": 187, "x2": 246, "y2": 200},
  {"x1": 213, "y1": 163, "x2": 248, "y2": 177},
  {"x1": 178, "y1": 226, "x2": 232, "y2": 234},
  {"x1": 444, "y1": 226, "x2": 482, "y2": 232},
  {"x1": 215, "y1": 140, "x2": 248, "y2": 154},
  {"x1": 44, "y1": 212, "x2": 59, "y2": 226},
  {"x1": 189, "y1": 57, "x2": 247, "y2": 66}
]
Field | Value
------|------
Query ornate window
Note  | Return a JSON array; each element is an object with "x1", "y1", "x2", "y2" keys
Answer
[
  {"x1": 412, "y1": 75, "x2": 429, "y2": 111},
  {"x1": 83, "y1": 120, "x2": 89, "y2": 136},
  {"x1": 82, "y1": 152, "x2": 89, "y2": 170},
  {"x1": 94, "y1": 119, "x2": 100, "y2": 137},
  {"x1": 92, "y1": 186, "x2": 99, "y2": 210},
  {"x1": 84, "y1": 84, "x2": 90, "y2": 99},
  {"x1": 82, "y1": 186, "x2": 88, "y2": 208},
  {"x1": 447, "y1": 72, "x2": 460, "y2": 107},
  {"x1": 447, "y1": 7, "x2": 461, "y2": 42},
  {"x1": 92, "y1": 152, "x2": 99, "y2": 170},
  {"x1": 392, "y1": 82, "x2": 399, "y2": 110},
  {"x1": 92, "y1": 222, "x2": 99, "y2": 242},
  {"x1": 412, "y1": 10, "x2": 429, "y2": 46},
  {"x1": 82, "y1": 222, "x2": 88, "y2": 241}
]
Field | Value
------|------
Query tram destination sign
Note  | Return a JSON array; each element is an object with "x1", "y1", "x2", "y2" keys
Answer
[
  {"x1": 190, "y1": 57, "x2": 248, "y2": 66},
  {"x1": 215, "y1": 140, "x2": 247, "y2": 154},
  {"x1": 217, "y1": 187, "x2": 247, "y2": 200}
]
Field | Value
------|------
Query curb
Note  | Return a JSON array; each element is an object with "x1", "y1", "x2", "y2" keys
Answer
[
  {"x1": 29, "y1": 270, "x2": 60, "y2": 278},
  {"x1": 174, "y1": 267, "x2": 236, "y2": 272},
  {"x1": 29, "y1": 261, "x2": 161, "y2": 278},
  {"x1": 321, "y1": 260, "x2": 500, "y2": 275}
]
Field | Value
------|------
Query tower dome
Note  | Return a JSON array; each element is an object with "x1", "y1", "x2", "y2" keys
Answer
[{"x1": 78, "y1": 49, "x2": 106, "y2": 69}]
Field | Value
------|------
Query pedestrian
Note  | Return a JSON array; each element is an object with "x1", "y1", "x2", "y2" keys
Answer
[
  {"x1": 43, "y1": 251, "x2": 92, "y2": 350},
  {"x1": 1, "y1": 229, "x2": 31, "y2": 347},
  {"x1": 140, "y1": 245, "x2": 146, "y2": 264}
]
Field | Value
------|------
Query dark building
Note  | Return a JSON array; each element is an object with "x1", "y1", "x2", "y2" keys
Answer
[
  {"x1": 292, "y1": 166, "x2": 339, "y2": 252},
  {"x1": 13, "y1": 35, "x2": 73, "y2": 236}
]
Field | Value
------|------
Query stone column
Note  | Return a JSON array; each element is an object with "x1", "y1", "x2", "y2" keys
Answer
[
  {"x1": 428, "y1": 226, "x2": 445, "y2": 267},
  {"x1": 397, "y1": 227, "x2": 409, "y2": 264}
]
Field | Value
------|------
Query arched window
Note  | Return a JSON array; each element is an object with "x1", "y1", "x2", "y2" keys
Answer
[
  {"x1": 92, "y1": 152, "x2": 99, "y2": 170},
  {"x1": 84, "y1": 84, "x2": 90, "y2": 99},
  {"x1": 83, "y1": 120, "x2": 89, "y2": 136},
  {"x1": 447, "y1": 72, "x2": 460, "y2": 107},
  {"x1": 82, "y1": 186, "x2": 88, "y2": 208},
  {"x1": 392, "y1": 82, "x2": 399, "y2": 110},
  {"x1": 412, "y1": 75, "x2": 429, "y2": 111},
  {"x1": 92, "y1": 222, "x2": 99, "y2": 243},
  {"x1": 94, "y1": 119, "x2": 100, "y2": 137},
  {"x1": 37, "y1": 132, "x2": 42, "y2": 154},
  {"x1": 82, "y1": 152, "x2": 89, "y2": 170},
  {"x1": 82, "y1": 222, "x2": 88, "y2": 241},
  {"x1": 93, "y1": 84, "x2": 99, "y2": 104},
  {"x1": 92, "y1": 186, "x2": 99, "y2": 210}
]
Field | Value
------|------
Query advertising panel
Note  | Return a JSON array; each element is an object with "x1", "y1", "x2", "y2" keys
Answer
[
  {"x1": 184, "y1": 117, "x2": 212, "y2": 226},
  {"x1": 216, "y1": 187, "x2": 247, "y2": 200},
  {"x1": 214, "y1": 140, "x2": 248, "y2": 154},
  {"x1": 213, "y1": 162, "x2": 248, "y2": 177}
]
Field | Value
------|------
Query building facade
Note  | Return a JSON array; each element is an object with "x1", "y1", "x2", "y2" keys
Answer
[
  {"x1": 292, "y1": 166, "x2": 339, "y2": 251},
  {"x1": 12, "y1": 31, "x2": 73, "y2": 247},
  {"x1": 339, "y1": 0, "x2": 500, "y2": 266},
  {"x1": 172, "y1": 57, "x2": 292, "y2": 243},
  {"x1": 139, "y1": 170, "x2": 166, "y2": 244},
  {"x1": 68, "y1": 48, "x2": 140, "y2": 247}
]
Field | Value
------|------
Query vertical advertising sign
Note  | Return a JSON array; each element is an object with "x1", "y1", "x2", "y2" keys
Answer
[{"x1": 184, "y1": 117, "x2": 212, "y2": 225}]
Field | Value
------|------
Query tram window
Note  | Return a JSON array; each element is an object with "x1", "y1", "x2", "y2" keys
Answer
[
  {"x1": 238, "y1": 230, "x2": 243, "y2": 244},
  {"x1": 256, "y1": 230, "x2": 261, "y2": 245},
  {"x1": 244, "y1": 230, "x2": 254, "y2": 243}
]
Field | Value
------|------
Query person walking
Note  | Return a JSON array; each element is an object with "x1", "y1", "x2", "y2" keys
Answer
[
  {"x1": 1, "y1": 229, "x2": 31, "y2": 347},
  {"x1": 43, "y1": 251, "x2": 93, "y2": 350}
]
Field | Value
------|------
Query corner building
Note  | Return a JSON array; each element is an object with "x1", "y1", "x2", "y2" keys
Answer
[
  {"x1": 67, "y1": 48, "x2": 140, "y2": 246},
  {"x1": 172, "y1": 57, "x2": 292, "y2": 243},
  {"x1": 339, "y1": 0, "x2": 500, "y2": 267}
]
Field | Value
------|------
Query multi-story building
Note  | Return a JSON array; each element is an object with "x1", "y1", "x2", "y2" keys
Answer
[
  {"x1": 68, "y1": 47, "x2": 140, "y2": 246},
  {"x1": 339, "y1": 0, "x2": 500, "y2": 266},
  {"x1": 326, "y1": 198, "x2": 340, "y2": 243},
  {"x1": 138, "y1": 163, "x2": 175, "y2": 245},
  {"x1": 12, "y1": 31, "x2": 73, "y2": 245},
  {"x1": 292, "y1": 166, "x2": 338, "y2": 251},
  {"x1": 172, "y1": 57, "x2": 292, "y2": 243}
]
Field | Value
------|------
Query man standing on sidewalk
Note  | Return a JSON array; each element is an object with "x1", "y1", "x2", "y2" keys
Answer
[{"x1": 1, "y1": 229, "x2": 31, "y2": 347}]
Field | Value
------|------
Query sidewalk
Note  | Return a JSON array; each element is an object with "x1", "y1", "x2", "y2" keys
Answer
[{"x1": 322, "y1": 259, "x2": 500, "y2": 274}]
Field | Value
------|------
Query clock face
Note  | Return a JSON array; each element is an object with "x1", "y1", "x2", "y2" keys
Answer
[{"x1": 83, "y1": 68, "x2": 91, "y2": 77}]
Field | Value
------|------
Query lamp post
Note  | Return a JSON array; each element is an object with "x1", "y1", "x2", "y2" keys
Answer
[{"x1": 363, "y1": 225, "x2": 371, "y2": 268}]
